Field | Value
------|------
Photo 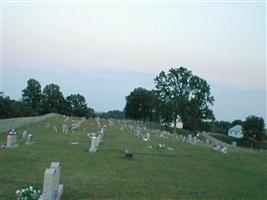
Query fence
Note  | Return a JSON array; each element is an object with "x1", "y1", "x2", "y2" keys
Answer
[{"x1": 0, "y1": 113, "x2": 59, "y2": 133}]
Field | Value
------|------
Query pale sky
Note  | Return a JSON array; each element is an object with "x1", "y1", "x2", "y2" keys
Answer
[{"x1": 2, "y1": 1, "x2": 266, "y2": 122}]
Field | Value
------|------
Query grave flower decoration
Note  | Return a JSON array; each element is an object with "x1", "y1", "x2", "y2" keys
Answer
[{"x1": 16, "y1": 186, "x2": 42, "y2": 200}]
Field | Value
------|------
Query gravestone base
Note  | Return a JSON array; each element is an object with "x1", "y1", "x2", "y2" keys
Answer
[
  {"x1": 89, "y1": 147, "x2": 97, "y2": 153},
  {"x1": 39, "y1": 185, "x2": 63, "y2": 200}
]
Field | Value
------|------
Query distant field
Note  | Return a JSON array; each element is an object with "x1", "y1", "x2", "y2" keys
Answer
[{"x1": 0, "y1": 116, "x2": 266, "y2": 199}]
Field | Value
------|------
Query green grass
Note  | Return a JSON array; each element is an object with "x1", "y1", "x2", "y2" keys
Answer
[{"x1": 1, "y1": 116, "x2": 267, "y2": 199}]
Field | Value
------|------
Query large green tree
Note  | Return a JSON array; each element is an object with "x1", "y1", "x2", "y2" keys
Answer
[
  {"x1": 66, "y1": 94, "x2": 93, "y2": 118},
  {"x1": 42, "y1": 83, "x2": 66, "y2": 114},
  {"x1": 154, "y1": 67, "x2": 215, "y2": 131},
  {"x1": 243, "y1": 116, "x2": 265, "y2": 148},
  {"x1": 0, "y1": 92, "x2": 36, "y2": 118},
  {"x1": 22, "y1": 78, "x2": 43, "y2": 113},
  {"x1": 124, "y1": 87, "x2": 158, "y2": 121}
]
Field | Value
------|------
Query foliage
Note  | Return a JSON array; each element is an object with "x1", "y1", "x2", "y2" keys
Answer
[
  {"x1": 154, "y1": 67, "x2": 215, "y2": 131},
  {"x1": 124, "y1": 87, "x2": 158, "y2": 121},
  {"x1": 97, "y1": 110, "x2": 125, "y2": 119},
  {"x1": 66, "y1": 94, "x2": 94, "y2": 118},
  {"x1": 42, "y1": 83, "x2": 67, "y2": 114},
  {"x1": 243, "y1": 115, "x2": 265, "y2": 148},
  {"x1": 22, "y1": 79, "x2": 43, "y2": 113},
  {"x1": 210, "y1": 120, "x2": 232, "y2": 134},
  {"x1": 0, "y1": 92, "x2": 37, "y2": 119},
  {"x1": 231, "y1": 119, "x2": 243, "y2": 127}
]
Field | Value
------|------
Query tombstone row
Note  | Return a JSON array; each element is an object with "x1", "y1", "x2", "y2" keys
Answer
[
  {"x1": 89, "y1": 126, "x2": 107, "y2": 153},
  {"x1": 6, "y1": 130, "x2": 35, "y2": 148}
]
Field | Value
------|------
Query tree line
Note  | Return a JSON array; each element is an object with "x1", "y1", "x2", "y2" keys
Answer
[
  {"x1": 124, "y1": 67, "x2": 265, "y2": 147},
  {"x1": 0, "y1": 78, "x2": 94, "y2": 119},
  {"x1": 124, "y1": 67, "x2": 215, "y2": 131}
]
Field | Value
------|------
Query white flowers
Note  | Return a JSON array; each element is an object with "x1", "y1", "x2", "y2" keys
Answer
[{"x1": 16, "y1": 186, "x2": 42, "y2": 200}]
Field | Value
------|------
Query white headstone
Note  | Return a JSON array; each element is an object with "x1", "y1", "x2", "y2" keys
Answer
[
  {"x1": 6, "y1": 135, "x2": 17, "y2": 148},
  {"x1": 25, "y1": 134, "x2": 35, "y2": 144},
  {"x1": 22, "y1": 131, "x2": 28, "y2": 140},
  {"x1": 232, "y1": 141, "x2": 237, "y2": 147},
  {"x1": 39, "y1": 162, "x2": 63, "y2": 200},
  {"x1": 42, "y1": 168, "x2": 57, "y2": 200},
  {"x1": 89, "y1": 136, "x2": 97, "y2": 153}
]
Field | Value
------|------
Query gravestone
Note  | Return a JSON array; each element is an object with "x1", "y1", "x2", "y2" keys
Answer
[
  {"x1": 39, "y1": 162, "x2": 63, "y2": 200},
  {"x1": 62, "y1": 124, "x2": 67, "y2": 133},
  {"x1": 89, "y1": 136, "x2": 97, "y2": 153},
  {"x1": 187, "y1": 134, "x2": 192, "y2": 143},
  {"x1": 22, "y1": 131, "x2": 28, "y2": 140},
  {"x1": 191, "y1": 137, "x2": 197, "y2": 144},
  {"x1": 232, "y1": 141, "x2": 237, "y2": 147},
  {"x1": 125, "y1": 150, "x2": 133, "y2": 159},
  {"x1": 25, "y1": 134, "x2": 35, "y2": 144},
  {"x1": 96, "y1": 135, "x2": 101, "y2": 146},
  {"x1": 221, "y1": 146, "x2": 228, "y2": 154},
  {"x1": 6, "y1": 135, "x2": 17, "y2": 148}
]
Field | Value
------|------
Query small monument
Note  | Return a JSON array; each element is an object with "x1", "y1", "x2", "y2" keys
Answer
[
  {"x1": 22, "y1": 130, "x2": 28, "y2": 140},
  {"x1": 6, "y1": 130, "x2": 17, "y2": 148},
  {"x1": 89, "y1": 136, "x2": 97, "y2": 153},
  {"x1": 25, "y1": 134, "x2": 35, "y2": 145}
]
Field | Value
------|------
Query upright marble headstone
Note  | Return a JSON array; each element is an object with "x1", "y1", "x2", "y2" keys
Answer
[
  {"x1": 22, "y1": 131, "x2": 28, "y2": 140},
  {"x1": 6, "y1": 135, "x2": 17, "y2": 148},
  {"x1": 187, "y1": 134, "x2": 192, "y2": 143},
  {"x1": 232, "y1": 141, "x2": 237, "y2": 147},
  {"x1": 25, "y1": 134, "x2": 35, "y2": 144},
  {"x1": 192, "y1": 137, "x2": 197, "y2": 144},
  {"x1": 39, "y1": 162, "x2": 63, "y2": 200},
  {"x1": 89, "y1": 136, "x2": 97, "y2": 153}
]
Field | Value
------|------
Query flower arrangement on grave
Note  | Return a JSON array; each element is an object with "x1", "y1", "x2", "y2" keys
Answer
[
  {"x1": 16, "y1": 186, "x2": 42, "y2": 200},
  {"x1": 9, "y1": 128, "x2": 16, "y2": 135}
]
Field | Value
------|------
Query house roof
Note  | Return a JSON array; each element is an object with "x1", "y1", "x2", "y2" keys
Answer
[{"x1": 229, "y1": 125, "x2": 242, "y2": 132}]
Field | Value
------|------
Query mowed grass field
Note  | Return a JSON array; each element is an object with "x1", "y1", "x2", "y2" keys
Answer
[{"x1": 0, "y1": 116, "x2": 267, "y2": 200}]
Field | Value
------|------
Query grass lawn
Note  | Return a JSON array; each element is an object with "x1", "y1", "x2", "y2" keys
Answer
[{"x1": 1, "y1": 116, "x2": 267, "y2": 199}]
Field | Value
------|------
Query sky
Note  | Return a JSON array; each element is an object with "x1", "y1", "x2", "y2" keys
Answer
[{"x1": 1, "y1": 1, "x2": 266, "y2": 122}]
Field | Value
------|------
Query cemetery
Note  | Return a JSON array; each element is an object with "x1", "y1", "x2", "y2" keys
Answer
[{"x1": 0, "y1": 115, "x2": 266, "y2": 199}]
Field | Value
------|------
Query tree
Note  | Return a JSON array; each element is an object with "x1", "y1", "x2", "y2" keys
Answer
[
  {"x1": 124, "y1": 88, "x2": 158, "y2": 121},
  {"x1": 97, "y1": 110, "x2": 125, "y2": 120},
  {"x1": 243, "y1": 116, "x2": 265, "y2": 148},
  {"x1": 66, "y1": 94, "x2": 93, "y2": 118},
  {"x1": 22, "y1": 78, "x2": 43, "y2": 113},
  {"x1": 42, "y1": 83, "x2": 66, "y2": 114},
  {"x1": 231, "y1": 119, "x2": 243, "y2": 127},
  {"x1": 154, "y1": 67, "x2": 215, "y2": 131},
  {"x1": 0, "y1": 92, "x2": 36, "y2": 118}
]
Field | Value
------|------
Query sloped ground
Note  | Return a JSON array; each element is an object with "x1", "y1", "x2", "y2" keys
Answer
[{"x1": 0, "y1": 116, "x2": 266, "y2": 199}]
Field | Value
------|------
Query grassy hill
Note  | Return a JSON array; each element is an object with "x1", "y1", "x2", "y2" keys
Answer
[{"x1": 0, "y1": 116, "x2": 266, "y2": 199}]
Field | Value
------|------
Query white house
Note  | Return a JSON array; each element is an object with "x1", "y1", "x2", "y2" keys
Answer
[{"x1": 228, "y1": 125, "x2": 243, "y2": 138}]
